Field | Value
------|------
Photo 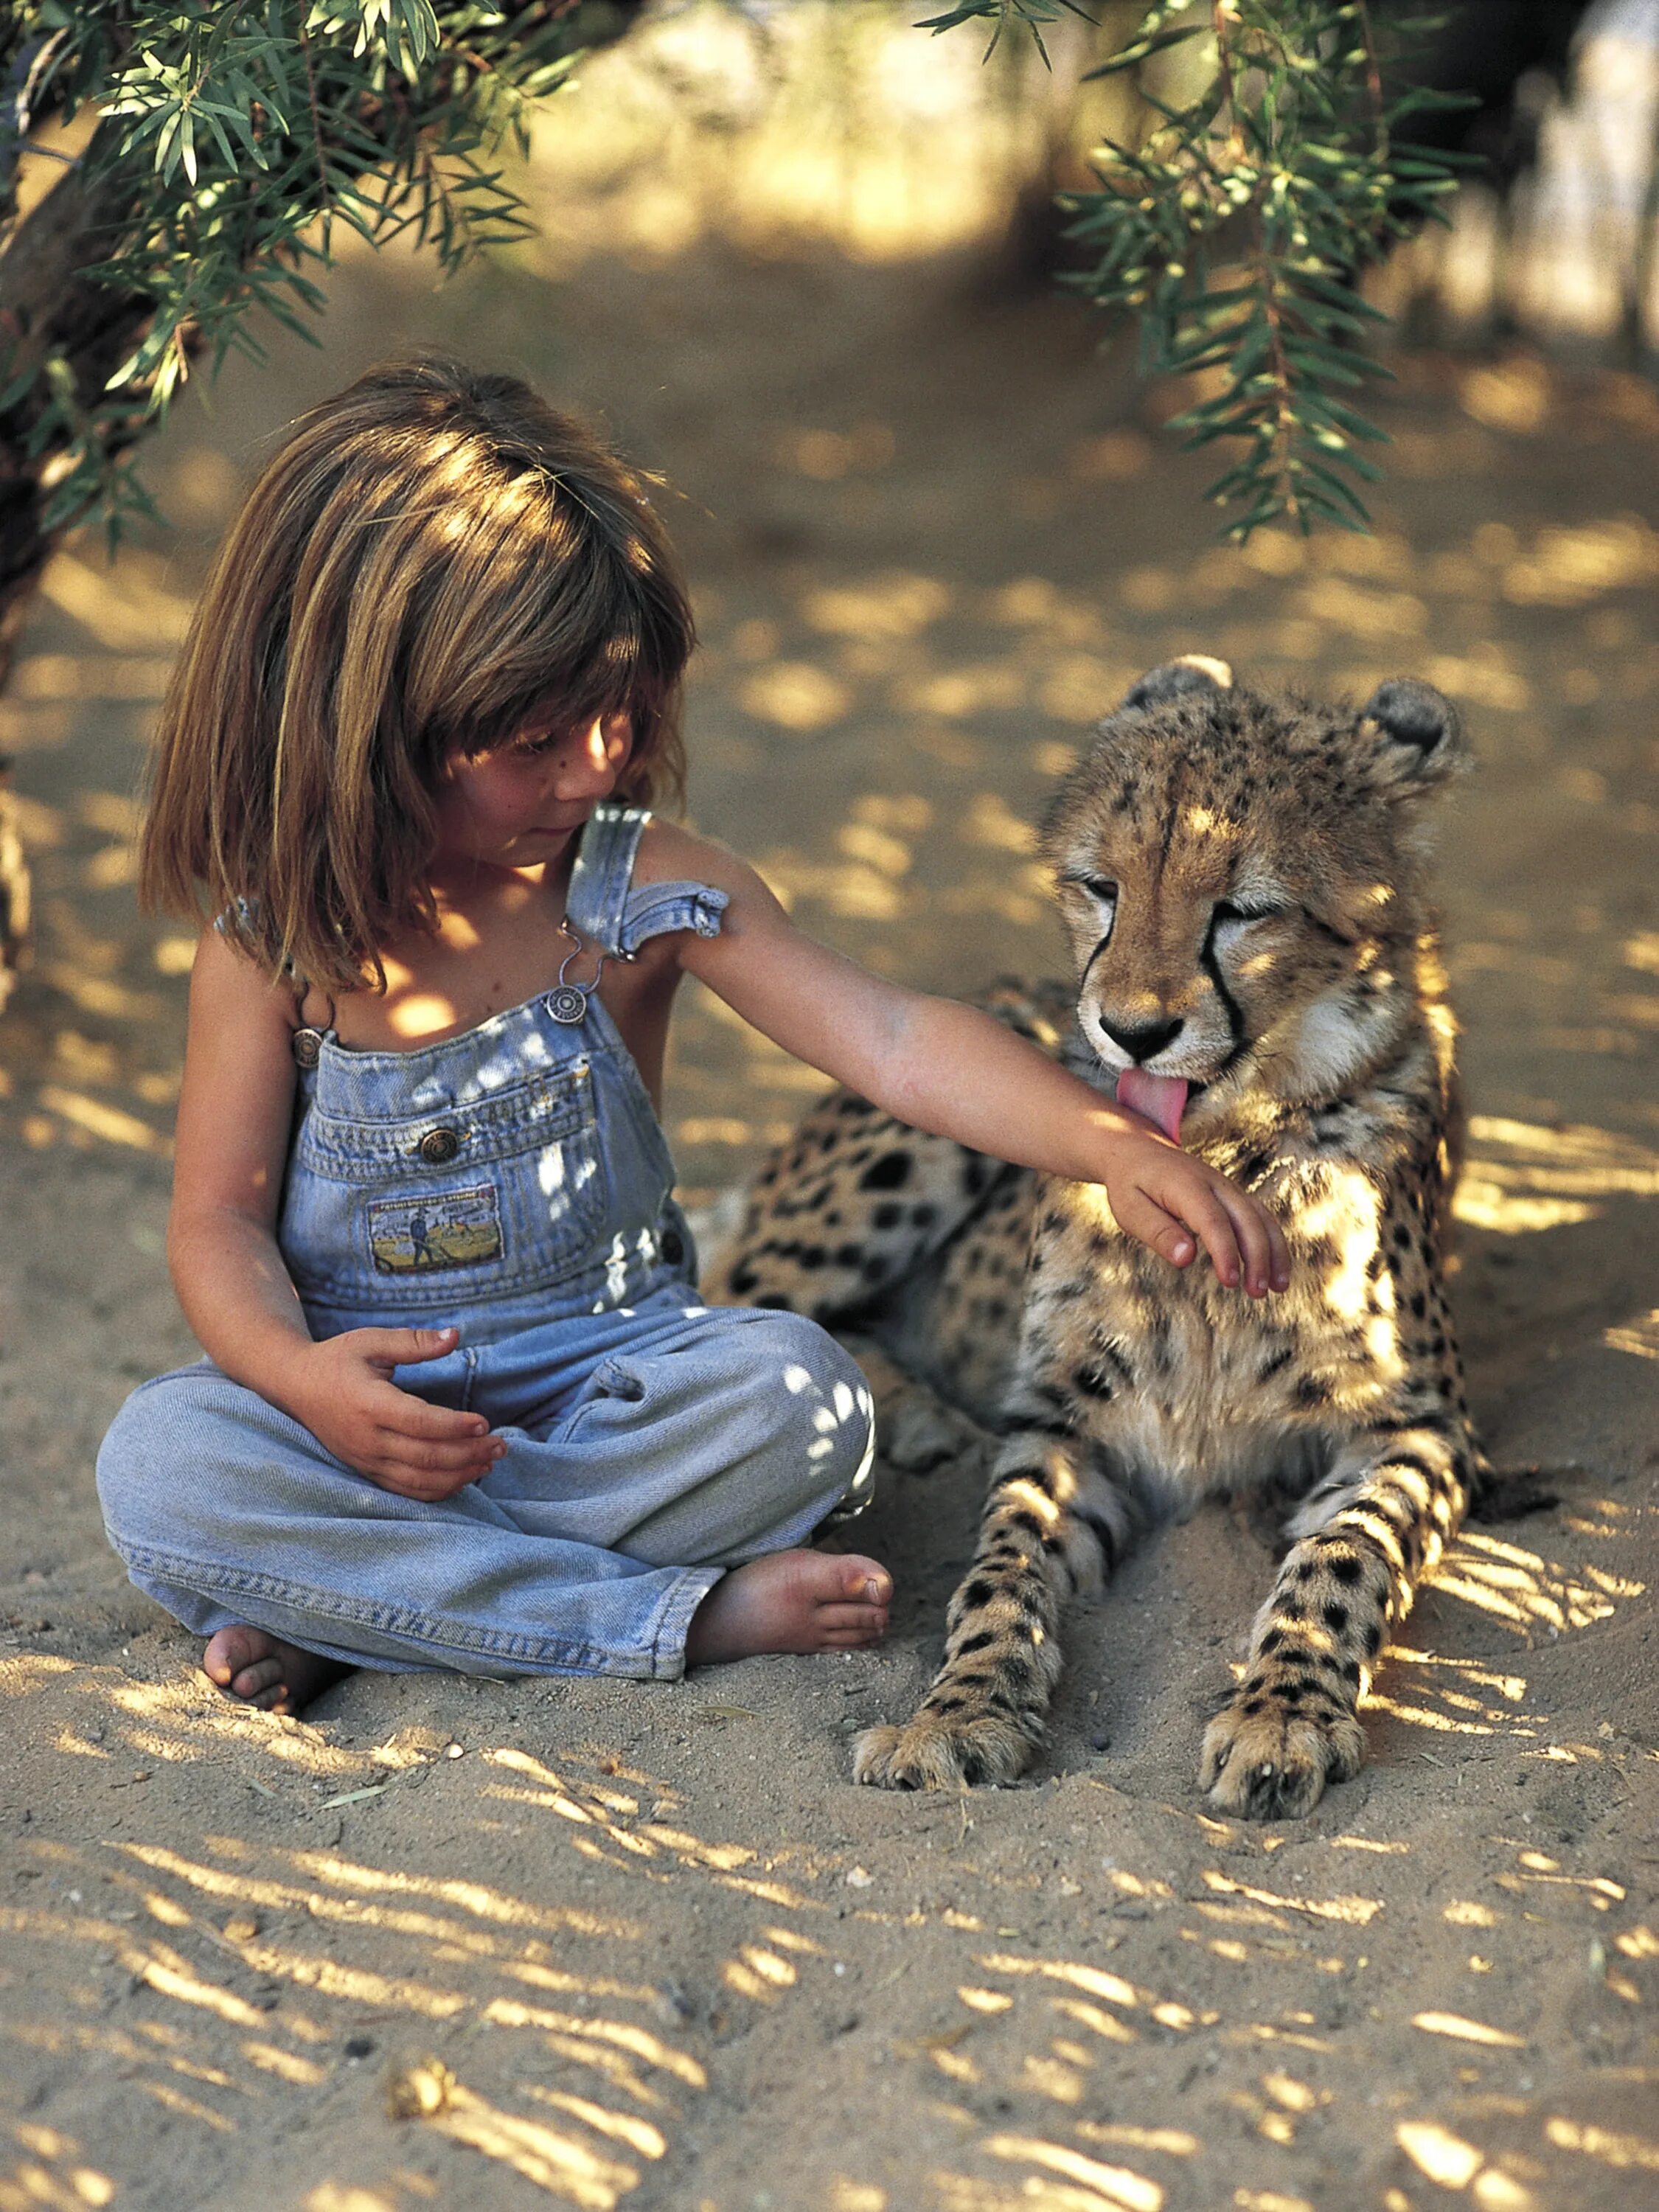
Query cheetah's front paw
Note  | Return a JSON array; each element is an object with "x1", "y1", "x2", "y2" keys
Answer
[
  {"x1": 854, "y1": 1708, "x2": 1033, "y2": 1790},
  {"x1": 1200, "y1": 1696, "x2": 1365, "y2": 1820}
]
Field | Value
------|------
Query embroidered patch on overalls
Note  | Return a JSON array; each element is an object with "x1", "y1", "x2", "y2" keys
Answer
[{"x1": 367, "y1": 1185, "x2": 503, "y2": 1273}]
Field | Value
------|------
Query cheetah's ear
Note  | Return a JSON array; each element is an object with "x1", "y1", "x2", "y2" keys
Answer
[
  {"x1": 1119, "y1": 655, "x2": 1234, "y2": 714},
  {"x1": 1357, "y1": 679, "x2": 1470, "y2": 796}
]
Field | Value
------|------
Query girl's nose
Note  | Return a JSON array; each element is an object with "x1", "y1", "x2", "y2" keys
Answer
[{"x1": 554, "y1": 715, "x2": 629, "y2": 798}]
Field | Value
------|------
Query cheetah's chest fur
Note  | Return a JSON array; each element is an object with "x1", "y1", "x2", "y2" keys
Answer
[{"x1": 1023, "y1": 1157, "x2": 1412, "y2": 1505}]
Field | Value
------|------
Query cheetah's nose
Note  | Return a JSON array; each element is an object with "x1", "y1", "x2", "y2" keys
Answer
[{"x1": 1100, "y1": 1015, "x2": 1184, "y2": 1064}]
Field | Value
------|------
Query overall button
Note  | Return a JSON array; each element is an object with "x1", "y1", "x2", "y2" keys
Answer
[
  {"x1": 291, "y1": 1028, "x2": 324, "y2": 1069},
  {"x1": 660, "y1": 1226, "x2": 685, "y2": 1267},
  {"x1": 417, "y1": 1127, "x2": 462, "y2": 1166}
]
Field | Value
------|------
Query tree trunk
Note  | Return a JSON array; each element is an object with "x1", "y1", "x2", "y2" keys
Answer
[{"x1": 0, "y1": 122, "x2": 150, "y2": 692}]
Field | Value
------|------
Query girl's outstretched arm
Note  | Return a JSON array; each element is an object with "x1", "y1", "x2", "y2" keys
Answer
[
  {"x1": 169, "y1": 931, "x2": 506, "y2": 1496},
  {"x1": 647, "y1": 824, "x2": 1290, "y2": 1298}
]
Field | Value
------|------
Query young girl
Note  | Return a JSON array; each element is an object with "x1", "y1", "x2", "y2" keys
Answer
[{"x1": 97, "y1": 355, "x2": 1290, "y2": 1716}]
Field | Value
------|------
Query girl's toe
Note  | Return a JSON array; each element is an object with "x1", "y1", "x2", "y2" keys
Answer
[
  {"x1": 818, "y1": 1601, "x2": 888, "y2": 1633},
  {"x1": 830, "y1": 1558, "x2": 890, "y2": 1604}
]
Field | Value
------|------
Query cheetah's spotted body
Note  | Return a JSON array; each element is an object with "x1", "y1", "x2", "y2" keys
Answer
[{"x1": 713, "y1": 659, "x2": 1484, "y2": 1820}]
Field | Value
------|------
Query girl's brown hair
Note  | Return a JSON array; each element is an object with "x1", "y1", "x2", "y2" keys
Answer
[{"x1": 139, "y1": 354, "x2": 695, "y2": 992}]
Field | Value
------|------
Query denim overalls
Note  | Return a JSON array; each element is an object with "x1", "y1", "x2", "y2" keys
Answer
[{"x1": 97, "y1": 805, "x2": 874, "y2": 1680}]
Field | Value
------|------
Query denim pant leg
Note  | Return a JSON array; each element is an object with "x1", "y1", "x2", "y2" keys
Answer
[
  {"x1": 476, "y1": 1304, "x2": 877, "y2": 1568},
  {"x1": 96, "y1": 1361, "x2": 718, "y2": 1680}
]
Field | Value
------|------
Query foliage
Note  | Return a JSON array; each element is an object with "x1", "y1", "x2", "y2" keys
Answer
[
  {"x1": 939, "y1": 0, "x2": 1475, "y2": 538},
  {"x1": 1, "y1": 2, "x2": 630, "y2": 543},
  {"x1": 916, "y1": 1, "x2": 1099, "y2": 66},
  {"x1": 1, "y1": 0, "x2": 1479, "y2": 552}
]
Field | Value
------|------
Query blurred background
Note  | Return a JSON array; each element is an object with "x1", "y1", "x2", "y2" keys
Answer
[{"x1": 1, "y1": 0, "x2": 1655, "y2": 1368}]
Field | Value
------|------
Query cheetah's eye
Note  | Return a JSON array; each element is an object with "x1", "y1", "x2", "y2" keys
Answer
[
  {"x1": 1213, "y1": 898, "x2": 1289, "y2": 927},
  {"x1": 1063, "y1": 873, "x2": 1118, "y2": 908},
  {"x1": 1063, "y1": 876, "x2": 1119, "y2": 945}
]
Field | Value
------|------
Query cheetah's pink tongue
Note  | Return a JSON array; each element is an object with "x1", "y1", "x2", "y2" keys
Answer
[{"x1": 1115, "y1": 1068, "x2": 1189, "y2": 1144}]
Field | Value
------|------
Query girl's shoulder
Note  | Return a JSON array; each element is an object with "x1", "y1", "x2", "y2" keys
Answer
[
  {"x1": 189, "y1": 917, "x2": 308, "y2": 1053},
  {"x1": 631, "y1": 815, "x2": 756, "y2": 901},
  {"x1": 212, "y1": 897, "x2": 307, "y2": 992}
]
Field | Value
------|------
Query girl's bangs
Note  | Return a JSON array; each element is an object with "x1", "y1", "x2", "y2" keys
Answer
[{"x1": 452, "y1": 610, "x2": 665, "y2": 759}]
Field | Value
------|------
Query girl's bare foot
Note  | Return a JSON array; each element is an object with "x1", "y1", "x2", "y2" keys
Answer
[
  {"x1": 685, "y1": 1551, "x2": 891, "y2": 1665},
  {"x1": 203, "y1": 1625, "x2": 349, "y2": 1714}
]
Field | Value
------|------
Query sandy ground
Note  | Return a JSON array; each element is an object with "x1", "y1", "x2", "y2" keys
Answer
[{"x1": 1, "y1": 218, "x2": 1658, "y2": 2212}]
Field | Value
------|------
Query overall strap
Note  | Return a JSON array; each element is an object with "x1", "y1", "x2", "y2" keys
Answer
[
  {"x1": 566, "y1": 803, "x2": 650, "y2": 959},
  {"x1": 566, "y1": 802, "x2": 731, "y2": 961}
]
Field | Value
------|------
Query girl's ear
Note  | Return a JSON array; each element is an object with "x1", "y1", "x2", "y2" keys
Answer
[
  {"x1": 1356, "y1": 678, "x2": 1470, "y2": 796},
  {"x1": 1119, "y1": 655, "x2": 1234, "y2": 714}
]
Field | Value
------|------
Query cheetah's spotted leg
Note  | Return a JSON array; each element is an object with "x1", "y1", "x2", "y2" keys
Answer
[
  {"x1": 855, "y1": 1427, "x2": 1130, "y2": 1789},
  {"x1": 1201, "y1": 1422, "x2": 1472, "y2": 1820}
]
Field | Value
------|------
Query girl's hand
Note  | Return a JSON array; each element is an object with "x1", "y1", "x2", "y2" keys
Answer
[
  {"x1": 1102, "y1": 1134, "x2": 1291, "y2": 1298},
  {"x1": 288, "y1": 1326, "x2": 507, "y2": 1500}
]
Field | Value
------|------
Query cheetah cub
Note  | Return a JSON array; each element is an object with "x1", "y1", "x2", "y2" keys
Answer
[{"x1": 714, "y1": 658, "x2": 1481, "y2": 1820}]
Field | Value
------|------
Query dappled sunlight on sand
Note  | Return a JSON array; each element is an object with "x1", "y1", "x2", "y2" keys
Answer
[
  {"x1": 812, "y1": 1754, "x2": 1659, "y2": 2209},
  {"x1": 2, "y1": 1621, "x2": 1653, "y2": 2205},
  {"x1": 404, "y1": 2076, "x2": 644, "y2": 2209},
  {"x1": 4, "y1": 1833, "x2": 693, "y2": 2202},
  {"x1": 0, "y1": 1655, "x2": 888, "y2": 2204},
  {"x1": 513, "y1": 1, "x2": 1091, "y2": 271},
  {"x1": 1544, "y1": 2117, "x2": 1659, "y2": 2173},
  {"x1": 1605, "y1": 1308, "x2": 1659, "y2": 1360},
  {"x1": 1432, "y1": 1515, "x2": 1647, "y2": 1640},
  {"x1": 1, "y1": 1652, "x2": 378, "y2": 1778},
  {"x1": 0, "y1": 2126, "x2": 116, "y2": 2212},
  {"x1": 1396, "y1": 2118, "x2": 1541, "y2": 2207},
  {"x1": 1453, "y1": 1117, "x2": 1659, "y2": 1235}
]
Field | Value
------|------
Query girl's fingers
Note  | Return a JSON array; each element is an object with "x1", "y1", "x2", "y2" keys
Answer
[
  {"x1": 380, "y1": 1433, "x2": 503, "y2": 1474},
  {"x1": 375, "y1": 1390, "x2": 493, "y2": 1442},
  {"x1": 1119, "y1": 1160, "x2": 1287, "y2": 1293},
  {"x1": 1215, "y1": 1182, "x2": 1293, "y2": 1294},
  {"x1": 352, "y1": 1325, "x2": 461, "y2": 1368},
  {"x1": 1161, "y1": 1178, "x2": 1244, "y2": 1288},
  {"x1": 1113, "y1": 1181, "x2": 1197, "y2": 1267},
  {"x1": 1214, "y1": 1183, "x2": 1274, "y2": 1296},
  {"x1": 369, "y1": 1455, "x2": 493, "y2": 1500},
  {"x1": 1266, "y1": 1207, "x2": 1293, "y2": 1290}
]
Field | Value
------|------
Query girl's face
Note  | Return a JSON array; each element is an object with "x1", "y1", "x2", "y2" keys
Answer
[{"x1": 431, "y1": 712, "x2": 632, "y2": 874}]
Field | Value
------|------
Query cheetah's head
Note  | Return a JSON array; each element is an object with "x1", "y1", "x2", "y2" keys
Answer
[{"x1": 1040, "y1": 657, "x2": 1468, "y2": 1138}]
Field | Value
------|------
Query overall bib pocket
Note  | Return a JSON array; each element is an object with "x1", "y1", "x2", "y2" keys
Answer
[{"x1": 280, "y1": 1058, "x2": 606, "y2": 1312}]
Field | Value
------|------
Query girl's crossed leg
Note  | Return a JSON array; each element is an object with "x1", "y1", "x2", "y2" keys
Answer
[
  {"x1": 100, "y1": 1301, "x2": 887, "y2": 1712},
  {"x1": 206, "y1": 1552, "x2": 891, "y2": 1712}
]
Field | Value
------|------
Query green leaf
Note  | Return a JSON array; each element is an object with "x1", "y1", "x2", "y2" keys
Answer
[{"x1": 1082, "y1": 23, "x2": 1206, "y2": 79}]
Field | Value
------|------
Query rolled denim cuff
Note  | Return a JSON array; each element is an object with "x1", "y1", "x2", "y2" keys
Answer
[{"x1": 650, "y1": 1565, "x2": 725, "y2": 1680}]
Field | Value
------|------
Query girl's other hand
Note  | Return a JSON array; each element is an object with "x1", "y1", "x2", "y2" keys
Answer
[
  {"x1": 288, "y1": 1326, "x2": 507, "y2": 1499},
  {"x1": 1102, "y1": 1136, "x2": 1291, "y2": 1298}
]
